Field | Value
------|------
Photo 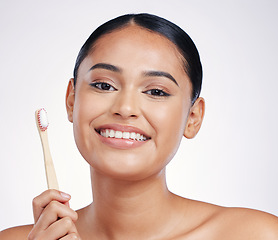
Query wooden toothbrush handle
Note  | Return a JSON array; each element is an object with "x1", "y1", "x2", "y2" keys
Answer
[{"x1": 40, "y1": 131, "x2": 59, "y2": 190}]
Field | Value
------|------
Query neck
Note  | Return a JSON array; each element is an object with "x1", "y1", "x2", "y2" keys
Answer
[{"x1": 83, "y1": 167, "x2": 182, "y2": 239}]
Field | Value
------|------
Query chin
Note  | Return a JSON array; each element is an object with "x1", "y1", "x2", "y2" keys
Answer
[{"x1": 87, "y1": 152, "x2": 164, "y2": 182}]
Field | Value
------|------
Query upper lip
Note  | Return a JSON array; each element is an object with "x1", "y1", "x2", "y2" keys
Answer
[{"x1": 95, "y1": 124, "x2": 151, "y2": 139}]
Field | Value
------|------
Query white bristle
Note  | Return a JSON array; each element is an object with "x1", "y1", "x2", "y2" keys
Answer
[{"x1": 38, "y1": 108, "x2": 49, "y2": 131}]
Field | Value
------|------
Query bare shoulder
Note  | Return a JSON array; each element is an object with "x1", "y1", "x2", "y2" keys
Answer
[
  {"x1": 212, "y1": 207, "x2": 278, "y2": 239},
  {"x1": 180, "y1": 199, "x2": 278, "y2": 240},
  {"x1": 0, "y1": 224, "x2": 33, "y2": 240}
]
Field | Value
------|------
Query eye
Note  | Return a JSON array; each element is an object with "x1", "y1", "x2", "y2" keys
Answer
[
  {"x1": 143, "y1": 89, "x2": 170, "y2": 97},
  {"x1": 90, "y1": 82, "x2": 117, "y2": 91}
]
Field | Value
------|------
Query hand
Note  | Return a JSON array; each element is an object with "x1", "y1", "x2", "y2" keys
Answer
[{"x1": 28, "y1": 189, "x2": 80, "y2": 240}]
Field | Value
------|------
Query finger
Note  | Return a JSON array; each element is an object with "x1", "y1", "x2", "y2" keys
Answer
[
  {"x1": 40, "y1": 217, "x2": 79, "y2": 240},
  {"x1": 32, "y1": 189, "x2": 71, "y2": 222},
  {"x1": 60, "y1": 232, "x2": 81, "y2": 240},
  {"x1": 34, "y1": 200, "x2": 78, "y2": 231}
]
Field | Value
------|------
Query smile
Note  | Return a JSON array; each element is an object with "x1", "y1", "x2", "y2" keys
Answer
[{"x1": 99, "y1": 129, "x2": 148, "y2": 141}]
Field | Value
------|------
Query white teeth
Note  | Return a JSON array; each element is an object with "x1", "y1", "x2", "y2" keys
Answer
[
  {"x1": 115, "y1": 131, "x2": 123, "y2": 139},
  {"x1": 122, "y1": 132, "x2": 130, "y2": 139},
  {"x1": 99, "y1": 129, "x2": 147, "y2": 141},
  {"x1": 109, "y1": 129, "x2": 115, "y2": 137},
  {"x1": 130, "y1": 132, "x2": 136, "y2": 140},
  {"x1": 136, "y1": 133, "x2": 141, "y2": 141}
]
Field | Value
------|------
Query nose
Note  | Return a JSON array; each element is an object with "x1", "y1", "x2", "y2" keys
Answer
[{"x1": 110, "y1": 89, "x2": 140, "y2": 119}]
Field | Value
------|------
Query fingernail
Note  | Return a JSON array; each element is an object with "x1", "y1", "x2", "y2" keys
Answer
[{"x1": 60, "y1": 192, "x2": 71, "y2": 199}]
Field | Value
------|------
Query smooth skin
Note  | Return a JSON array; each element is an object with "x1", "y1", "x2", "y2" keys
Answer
[{"x1": 2, "y1": 25, "x2": 278, "y2": 239}]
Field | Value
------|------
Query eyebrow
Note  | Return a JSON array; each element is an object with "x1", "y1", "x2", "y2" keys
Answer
[
  {"x1": 88, "y1": 63, "x2": 179, "y2": 86},
  {"x1": 143, "y1": 70, "x2": 179, "y2": 86},
  {"x1": 89, "y1": 63, "x2": 122, "y2": 72}
]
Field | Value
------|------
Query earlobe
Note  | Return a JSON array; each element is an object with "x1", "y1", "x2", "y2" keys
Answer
[
  {"x1": 184, "y1": 97, "x2": 205, "y2": 139},
  {"x1": 65, "y1": 78, "x2": 75, "y2": 123}
]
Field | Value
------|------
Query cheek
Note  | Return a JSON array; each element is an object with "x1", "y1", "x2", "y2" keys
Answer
[
  {"x1": 145, "y1": 98, "x2": 189, "y2": 156},
  {"x1": 71, "y1": 95, "x2": 89, "y2": 160},
  {"x1": 73, "y1": 90, "x2": 111, "y2": 126},
  {"x1": 71, "y1": 92, "x2": 105, "y2": 155}
]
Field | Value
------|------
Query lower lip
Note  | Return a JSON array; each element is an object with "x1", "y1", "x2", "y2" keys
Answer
[{"x1": 98, "y1": 133, "x2": 148, "y2": 149}]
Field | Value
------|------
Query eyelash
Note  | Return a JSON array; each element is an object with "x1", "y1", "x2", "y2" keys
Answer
[
  {"x1": 90, "y1": 82, "x2": 171, "y2": 97},
  {"x1": 143, "y1": 89, "x2": 171, "y2": 97},
  {"x1": 90, "y1": 82, "x2": 117, "y2": 91}
]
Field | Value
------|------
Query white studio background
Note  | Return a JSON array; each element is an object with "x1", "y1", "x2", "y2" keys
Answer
[{"x1": 1, "y1": 0, "x2": 277, "y2": 231}]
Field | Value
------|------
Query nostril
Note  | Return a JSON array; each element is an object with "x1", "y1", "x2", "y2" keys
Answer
[{"x1": 113, "y1": 112, "x2": 138, "y2": 118}]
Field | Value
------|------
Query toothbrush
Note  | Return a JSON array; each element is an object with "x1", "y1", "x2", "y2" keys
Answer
[{"x1": 35, "y1": 108, "x2": 59, "y2": 190}]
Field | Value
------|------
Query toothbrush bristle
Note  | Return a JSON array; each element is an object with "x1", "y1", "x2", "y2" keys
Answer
[{"x1": 37, "y1": 108, "x2": 49, "y2": 131}]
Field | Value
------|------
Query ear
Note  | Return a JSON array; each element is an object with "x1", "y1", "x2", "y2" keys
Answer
[
  {"x1": 65, "y1": 78, "x2": 75, "y2": 123},
  {"x1": 184, "y1": 97, "x2": 205, "y2": 139}
]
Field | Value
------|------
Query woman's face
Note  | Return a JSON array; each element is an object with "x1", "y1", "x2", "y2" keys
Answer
[{"x1": 67, "y1": 25, "x2": 200, "y2": 181}]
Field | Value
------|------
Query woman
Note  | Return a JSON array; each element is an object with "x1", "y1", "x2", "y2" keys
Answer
[{"x1": 1, "y1": 13, "x2": 278, "y2": 239}]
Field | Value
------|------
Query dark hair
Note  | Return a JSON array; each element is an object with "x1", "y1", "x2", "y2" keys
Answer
[{"x1": 73, "y1": 13, "x2": 202, "y2": 103}]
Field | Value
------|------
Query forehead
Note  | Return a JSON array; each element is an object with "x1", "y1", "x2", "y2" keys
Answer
[
  {"x1": 93, "y1": 25, "x2": 184, "y2": 67},
  {"x1": 93, "y1": 25, "x2": 179, "y2": 52}
]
